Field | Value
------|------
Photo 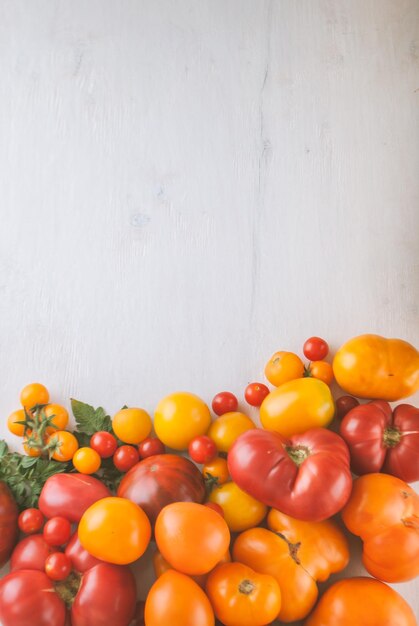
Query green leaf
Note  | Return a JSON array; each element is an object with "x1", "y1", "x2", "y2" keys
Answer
[
  {"x1": 0, "y1": 440, "x2": 9, "y2": 458},
  {"x1": 71, "y1": 398, "x2": 112, "y2": 435}
]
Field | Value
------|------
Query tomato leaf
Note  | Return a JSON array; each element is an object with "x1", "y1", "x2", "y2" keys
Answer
[{"x1": 71, "y1": 398, "x2": 112, "y2": 435}]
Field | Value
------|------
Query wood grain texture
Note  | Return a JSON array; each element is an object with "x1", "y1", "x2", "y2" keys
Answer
[{"x1": 0, "y1": 0, "x2": 418, "y2": 621}]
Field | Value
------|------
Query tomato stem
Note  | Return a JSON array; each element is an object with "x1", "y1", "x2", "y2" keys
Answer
[
  {"x1": 238, "y1": 579, "x2": 256, "y2": 595},
  {"x1": 54, "y1": 571, "x2": 81, "y2": 607},
  {"x1": 275, "y1": 531, "x2": 302, "y2": 565},
  {"x1": 285, "y1": 445, "x2": 310, "y2": 466},
  {"x1": 383, "y1": 427, "x2": 401, "y2": 448}
]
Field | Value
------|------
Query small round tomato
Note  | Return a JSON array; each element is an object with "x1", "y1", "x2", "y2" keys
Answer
[
  {"x1": 335, "y1": 395, "x2": 360, "y2": 419},
  {"x1": 78, "y1": 497, "x2": 151, "y2": 564},
  {"x1": 154, "y1": 392, "x2": 211, "y2": 450},
  {"x1": 208, "y1": 412, "x2": 255, "y2": 453},
  {"x1": 43, "y1": 404, "x2": 69, "y2": 430},
  {"x1": 23, "y1": 436, "x2": 42, "y2": 457},
  {"x1": 308, "y1": 361, "x2": 334, "y2": 386},
  {"x1": 72, "y1": 447, "x2": 101, "y2": 474},
  {"x1": 206, "y1": 562, "x2": 281, "y2": 626},
  {"x1": 47, "y1": 431, "x2": 79, "y2": 462},
  {"x1": 265, "y1": 352, "x2": 305, "y2": 387},
  {"x1": 212, "y1": 392, "x2": 239, "y2": 416},
  {"x1": 20, "y1": 383, "x2": 49, "y2": 409},
  {"x1": 209, "y1": 482, "x2": 267, "y2": 532},
  {"x1": 7, "y1": 409, "x2": 26, "y2": 437},
  {"x1": 45, "y1": 552, "x2": 72, "y2": 581},
  {"x1": 113, "y1": 445, "x2": 139, "y2": 472},
  {"x1": 202, "y1": 457, "x2": 229, "y2": 486},
  {"x1": 244, "y1": 383, "x2": 270, "y2": 407},
  {"x1": 90, "y1": 431, "x2": 118, "y2": 458},
  {"x1": 303, "y1": 337, "x2": 329, "y2": 361},
  {"x1": 189, "y1": 436, "x2": 217, "y2": 464},
  {"x1": 112, "y1": 408, "x2": 152, "y2": 445},
  {"x1": 43, "y1": 516, "x2": 72, "y2": 546},
  {"x1": 18, "y1": 508, "x2": 44, "y2": 534},
  {"x1": 138, "y1": 437, "x2": 166, "y2": 459},
  {"x1": 204, "y1": 502, "x2": 224, "y2": 517}
]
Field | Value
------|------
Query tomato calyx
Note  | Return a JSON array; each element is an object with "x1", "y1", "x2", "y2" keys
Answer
[
  {"x1": 401, "y1": 515, "x2": 419, "y2": 530},
  {"x1": 203, "y1": 471, "x2": 220, "y2": 493},
  {"x1": 285, "y1": 445, "x2": 310, "y2": 466},
  {"x1": 54, "y1": 570, "x2": 82, "y2": 607},
  {"x1": 275, "y1": 531, "x2": 302, "y2": 565},
  {"x1": 238, "y1": 578, "x2": 256, "y2": 595},
  {"x1": 383, "y1": 427, "x2": 402, "y2": 448},
  {"x1": 21, "y1": 405, "x2": 61, "y2": 458}
]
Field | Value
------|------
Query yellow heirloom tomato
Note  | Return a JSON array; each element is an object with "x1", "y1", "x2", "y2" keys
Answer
[
  {"x1": 260, "y1": 378, "x2": 334, "y2": 437},
  {"x1": 208, "y1": 412, "x2": 255, "y2": 453},
  {"x1": 154, "y1": 392, "x2": 211, "y2": 450},
  {"x1": 208, "y1": 482, "x2": 267, "y2": 532}
]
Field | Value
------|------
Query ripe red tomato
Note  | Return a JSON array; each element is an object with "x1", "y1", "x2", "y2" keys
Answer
[
  {"x1": 18, "y1": 508, "x2": 44, "y2": 534},
  {"x1": 244, "y1": 382, "x2": 270, "y2": 407},
  {"x1": 39, "y1": 473, "x2": 111, "y2": 523},
  {"x1": 90, "y1": 431, "x2": 118, "y2": 458},
  {"x1": 43, "y1": 517, "x2": 72, "y2": 546},
  {"x1": 212, "y1": 392, "x2": 238, "y2": 416},
  {"x1": 303, "y1": 337, "x2": 329, "y2": 361},
  {"x1": 11, "y1": 534, "x2": 54, "y2": 572},
  {"x1": 113, "y1": 445, "x2": 139, "y2": 472},
  {"x1": 189, "y1": 436, "x2": 217, "y2": 464},
  {"x1": 138, "y1": 437, "x2": 166, "y2": 459},
  {"x1": 65, "y1": 532, "x2": 104, "y2": 572},
  {"x1": 45, "y1": 552, "x2": 72, "y2": 581},
  {"x1": 335, "y1": 395, "x2": 360, "y2": 419}
]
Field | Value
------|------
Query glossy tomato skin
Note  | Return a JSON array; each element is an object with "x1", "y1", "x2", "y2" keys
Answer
[
  {"x1": 18, "y1": 508, "x2": 44, "y2": 534},
  {"x1": 228, "y1": 428, "x2": 352, "y2": 521},
  {"x1": 303, "y1": 337, "x2": 329, "y2": 361},
  {"x1": 212, "y1": 392, "x2": 238, "y2": 416},
  {"x1": 154, "y1": 392, "x2": 211, "y2": 450},
  {"x1": 65, "y1": 532, "x2": 104, "y2": 572},
  {"x1": 208, "y1": 482, "x2": 267, "y2": 532},
  {"x1": 244, "y1": 383, "x2": 270, "y2": 407},
  {"x1": 188, "y1": 435, "x2": 217, "y2": 464},
  {"x1": 113, "y1": 445, "x2": 140, "y2": 472},
  {"x1": 0, "y1": 481, "x2": 18, "y2": 567},
  {"x1": 335, "y1": 395, "x2": 359, "y2": 419},
  {"x1": 39, "y1": 473, "x2": 111, "y2": 523},
  {"x1": 90, "y1": 431, "x2": 118, "y2": 458},
  {"x1": 264, "y1": 351, "x2": 305, "y2": 387},
  {"x1": 43, "y1": 516, "x2": 72, "y2": 546},
  {"x1": 117, "y1": 454, "x2": 205, "y2": 525},
  {"x1": 138, "y1": 437, "x2": 165, "y2": 459},
  {"x1": 11, "y1": 534, "x2": 54, "y2": 572},
  {"x1": 0, "y1": 569, "x2": 67, "y2": 626},
  {"x1": 208, "y1": 412, "x2": 256, "y2": 453},
  {"x1": 45, "y1": 552, "x2": 72, "y2": 581}
]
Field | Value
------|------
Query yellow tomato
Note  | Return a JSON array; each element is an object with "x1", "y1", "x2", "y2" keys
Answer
[
  {"x1": 260, "y1": 378, "x2": 334, "y2": 437},
  {"x1": 154, "y1": 392, "x2": 211, "y2": 450},
  {"x1": 333, "y1": 334, "x2": 419, "y2": 401},
  {"x1": 208, "y1": 412, "x2": 255, "y2": 453},
  {"x1": 72, "y1": 447, "x2": 101, "y2": 474},
  {"x1": 112, "y1": 407, "x2": 152, "y2": 444},
  {"x1": 203, "y1": 457, "x2": 230, "y2": 486},
  {"x1": 20, "y1": 383, "x2": 49, "y2": 409},
  {"x1": 265, "y1": 351, "x2": 305, "y2": 386},
  {"x1": 47, "y1": 430, "x2": 79, "y2": 462},
  {"x1": 78, "y1": 497, "x2": 151, "y2": 564},
  {"x1": 44, "y1": 404, "x2": 69, "y2": 431},
  {"x1": 7, "y1": 409, "x2": 26, "y2": 437},
  {"x1": 209, "y1": 482, "x2": 267, "y2": 532}
]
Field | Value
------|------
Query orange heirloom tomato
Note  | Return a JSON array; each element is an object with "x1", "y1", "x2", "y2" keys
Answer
[
  {"x1": 155, "y1": 502, "x2": 230, "y2": 575},
  {"x1": 333, "y1": 334, "x2": 419, "y2": 401},
  {"x1": 206, "y1": 562, "x2": 281, "y2": 626},
  {"x1": 154, "y1": 392, "x2": 211, "y2": 450},
  {"x1": 304, "y1": 577, "x2": 417, "y2": 626},
  {"x1": 112, "y1": 407, "x2": 152, "y2": 445},
  {"x1": 72, "y1": 447, "x2": 101, "y2": 474},
  {"x1": 341, "y1": 473, "x2": 419, "y2": 582},
  {"x1": 79, "y1": 496, "x2": 151, "y2": 565},
  {"x1": 145, "y1": 570, "x2": 214, "y2": 626},
  {"x1": 208, "y1": 412, "x2": 255, "y2": 453},
  {"x1": 264, "y1": 351, "x2": 304, "y2": 387},
  {"x1": 7, "y1": 410, "x2": 26, "y2": 437},
  {"x1": 43, "y1": 404, "x2": 69, "y2": 431},
  {"x1": 202, "y1": 457, "x2": 230, "y2": 486},
  {"x1": 307, "y1": 361, "x2": 334, "y2": 386},
  {"x1": 20, "y1": 383, "x2": 49, "y2": 409},
  {"x1": 153, "y1": 548, "x2": 231, "y2": 589},
  {"x1": 259, "y1": 378, "x2": 334, "y2": 437},
  {"x1": 233, "y1": 509, "x2": 350, "y2": 623},
  {"x1": 47, "y1": 431, "x2": 79, "y2": 462},
  {"x1": 208, "y1": 482, "x2": 267, "y2": 532}
]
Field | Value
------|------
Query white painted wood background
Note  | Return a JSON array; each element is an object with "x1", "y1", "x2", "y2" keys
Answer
[{"x1": 0, "y1": 0, "x2": 418, "y2": 623}]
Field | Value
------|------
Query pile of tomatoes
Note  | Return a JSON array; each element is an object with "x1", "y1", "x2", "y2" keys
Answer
[{"x1": 0, "y1": 333, "x2": 418, "y2": 626}]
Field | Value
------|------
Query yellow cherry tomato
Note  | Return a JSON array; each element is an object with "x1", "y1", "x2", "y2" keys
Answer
[
  {"x1": 260, "y1": 378, "x2": 334, "y2": 437},
  {"x1": 47, "y1": 430, "x2": 79, "y2": 462},
  {"x1": 308, "y1": 361, "x2": 334, "y2": 386},
  {"x1": 208, "y1": 412, "x2": 255, "y2": 453},
  {"x1": 265, "y1": 352, "x2": 305, "y2": 387},
  {"x1": 7, "y1": 409, "x2": 26, "y2": 436},
  {"x1": 44, "y1": 404, "x2": 69, "y2": 431},
  {"x1": 203, "y1": 457, "x2": 230, "y2": 486},
  {"x1": 72, "y1": 447, "x2": 101, "y2": 474},
  {"x1": 154, "y1": 392, "x2": 211, "y2": 450},
  {"x1": 333, "y1": 334, "x2": 419, "y2": 401},
  {"x1": 112, "y1": 407, "x2": 152, "y2": 444},
  {"x1": 209, "y1": 482, "x2": 267, "y2": 532},
  {"x1": 20, "y1": 383, "x2": 49, "y2": 409},
  {"x1": 78, "y1": 497, "x2": 151, "y2": 564}
]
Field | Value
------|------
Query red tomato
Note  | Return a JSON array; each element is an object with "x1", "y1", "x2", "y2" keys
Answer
[
  {"x1": 43, "y1": 516, "x2": 72, "y2": 546},
  {"x1": 189, "y1": 436, "x2": 217, "y2": 464},
  {"x1": 39, "y1": 473, "x2": 111, "y2": 523},
  {"x1": 228, "y1": 428, "x2": 352, "y2": 521},
  {"x1": 45, "y1": 552, "x2": 72, "y2": 581},
  {"x1": 303, "y1": 337, "x2": 329, "y2": 361},
  {"x1": 65, "y1": 532, "x2": 104, "y2": 573},
  {"x1": 113, "y1": 445, "x2": 140, "y2": 472},
  {"x1": 138, "y1": 437, "x2": 166, "y2": 459},
  {"x1": 0, "y1": 482, "x2": 18, "y2": 567},
  {"x1": 244, "y1": 382, "x2": 270, "y2": 407},
  {"x1": 11, "y1": 534, "x2": 54, "y2": 572},
  {"x1": 18, "y1": 508, "x2": 44, "y2": 534},
  {"x1": 335, "y1": 395, "x2": 360, "y2": 419},
  {"x1": 212, "y1": 392, "x2": 238, "y2": 416},
  {"x1": 90, "y1": 432, "x2": 118, "y2": 459}
]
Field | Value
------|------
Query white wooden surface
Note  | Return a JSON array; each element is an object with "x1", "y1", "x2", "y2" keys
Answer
[{"x1": 0, "y1": 0, "x2": 418, "y2": 623}]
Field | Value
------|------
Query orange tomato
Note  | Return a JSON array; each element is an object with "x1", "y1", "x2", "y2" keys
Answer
[
  {"x1": 153, "y1": 548, "x2": 231, "y2": 589},
  {"x1": 206, "y1": 562, "x2": 281, "y2": 626},
  {"x1": 202, "y1": 457, "x2": 230, "y2": 486},
  {"x1": 43, "y1": 404, "x2": 69, "y2": 431},
  {"x1": 307, "y1": 361, "x2": 334, "y2": 386},
  {"x1": 145, "y1": 570, "x2": 215, "y2": 626},
  {"x1": 78, "y1": 497, "x2": 151, "y2": 564},
  {"x1": 72, "y1": 447, "x2": 101, "y2": 474},
  {"x1": 208, "y1": 482, "x2": 267, "y2": 532},
  {"x1": 155, "y1": 502, "x2": 230, "y2": 575},
  {"x1": 154, "y1": 392, "x2": 211, "y2": 450},
  {"x1": 20, "y1": 383, "x2": 49, "y2": 409},
  {"x1": 7, "y1": 409, "x2": 26, "y2": 437},
  {"x1": 22, "y1": 437, "x2": 42, "y2": 457},
  {"x1": 305, "y1": 577, "x2": 417, "y2": 626},
  {"x1": 47, "y1": 431, "x2": 79, "y2": 462},
  {"x1": 208, "y1": 412, "x2": 255, "y2": 453},
  {"x1": 112, "y1": 407, "x2": 152, "y2": 444},
  {"x1": 264, "y1": 351, "x2": 304, "y2": 387}
]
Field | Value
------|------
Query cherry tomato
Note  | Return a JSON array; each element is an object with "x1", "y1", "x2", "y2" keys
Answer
[
  {"x1": 335, "y1": 395, "x2": 360, "y2": 419},
  {"x1": 112, "y1": 408, "x2": 152, "y2": 445},
  {"x1": 265, "y1": 352, "x2": 305, "y2": 386},
  {"x1": 202, "y1": 457, "x2": 229, "y2": 486},
  {"x1": 303, "y1": 337, "x2": 329, "y2": 361},
  {"x1": 20, "y1": 383, "x2": 49, "y2": 409},
  {"x1": 189, "y1": 436, "x2": 217, "y2": 464},
  {"x1": 244, "y1": 382, "x2": 270, "y2": 407},
  {"x1": 90, "y1": 431, "x2": 118, "y2": 458},
  {"x1": 43, "y1": 516, "x2": 72, "y2": 546},
  {"x1": 204, "y1": 502, "x2": 224, "y2": 517},
  {"x1": 212, "y1": 392, "x2": 239, "y2": 416},
  {"x1": 18, "y1": 508, "x2": 44, "y2": 534},
  {"x1": 23, "y1": 436, "x2": 42, "y2": 457},
  {"x1": 138, "y1": 437, "x2": 166, "y2": 459},
  {"x1": 7, "y1": 409, "x2": 26, "y2": 437},
  {"x1": 113, "y1": 445, "x2": 139, "y2": 472},
  {"x1": 45, "y1": 552, "x2": 72, "y2": 581},
  {"x1": 43, "y1": 404, "x2": 69, "y2": 431},
  {"x1": 308, "y1": 361, "x2": 334, "y2": 386},
  {"x1": 72, "y1": 447, "x2": 101, "y2": 474},
  {"x1": 47, "y1": 431, "x2": 79, "y2": 462}
]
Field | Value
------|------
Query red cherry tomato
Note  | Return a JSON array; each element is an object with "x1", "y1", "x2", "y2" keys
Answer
[
  {"x1": 11, "y1": 534, "x2": 54, "y2": 572},
  {"x1": 90, "y1": 432, "x2": 118, "y2": 459},
  {"x1": 212, "y1": 392, "x2": 238, "y2": 416},
  {"x1": 204, "y1": 502, "x2": 224, "y2": 517},
  {"x1": 188, "y1": 436, "x2": 217, "y2": 464},
  {"x1": 244, "y1": 382, "x2": 270, "y2": 407},
  {"x1": 335, "y1": 395, "x2": 360, "y2": 419},
  {"x1": 113, "y1": 445, "x2": 139, "y2": 472},
  {"x1": 45, "y1": 552, "x2": 72, "y2": 581},
  {"x1": 138, "y1": 437, "x2": 166, "y2": 459},
  {"x1": 303, "y1": 337, "x2": 329, "y2": 361},
  {"x1": 18, "y1": 508, "x2": 44, "y2": 534},
  {"x1": 43, "y1": 517, "x2": 72, "y2": 547}
]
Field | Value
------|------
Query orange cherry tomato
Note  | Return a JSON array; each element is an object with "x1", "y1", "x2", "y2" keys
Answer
[
  {"x1": 72, "y1": 447, "x2": 101, "y2": 474},
  {"x1": 155, "y1": 502, "x2": 230, "y2": 575},
  {"x1": 308, "y1": 361, "x2": 334, "y2": 386},
  {"x1": 208, "y1": 412, "x2": 255, "y2": 453},
  {"x1": 145, "y1": 570, "x2": 215, "y2": 626},
  {"x1": 7, "y1": 409, "x2": 26, "y2": 437},
  {"x1": 153, "y1": 548, "x2": 231, "y2": 589},
  {"x1": 264, "y1": 352, "x2": 304, "y2": 387},
  {"x1": 23, "y1": 437, "x2": 42, "y2": 457},
  {"x1": 202, "y1": 457, "x2": 230, "y2": 486},
  {"x1": 20, "y1": 383, "x2": 49, "y2": 409},
  {"x1": 208, "y1": 482, "x2": 267, "y2": 532},
  {"x1": 206, "y1": 562, "x2": 281, "y2": 626},
  {"x1": 47, "y1": 431, "x2": 79, "y2": 462},
  {"x1": 112, "y1": 408, "x2": 152, "y2": 445},
  {"x1": 43, "y1": 404, "x2": 69, "y2": 431}
]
